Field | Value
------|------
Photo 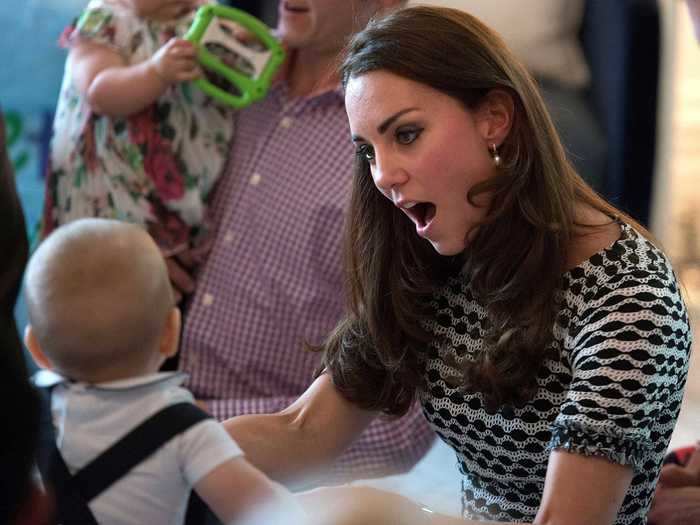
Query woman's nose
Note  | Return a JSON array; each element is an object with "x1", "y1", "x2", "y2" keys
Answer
[{"x1": 372, "y1": 153, "x2": 407, "y2": 193}]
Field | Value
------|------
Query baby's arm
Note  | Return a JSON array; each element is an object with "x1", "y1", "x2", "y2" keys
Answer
[
  {"x1": 69, "y1": 37, "x2": 201, "y2": 118},
  {"x1": 194, "y1": 456, "x2": 305, "y2": 524}
]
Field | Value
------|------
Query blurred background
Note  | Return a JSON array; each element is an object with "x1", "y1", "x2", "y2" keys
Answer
[{"x1": 1, "y1": 0, "x2": 697, "y2": 517}]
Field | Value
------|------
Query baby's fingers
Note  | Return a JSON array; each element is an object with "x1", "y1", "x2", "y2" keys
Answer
[
  {"x1": 173, "y1": 63, "x2": 203, "y2": 82},
  {"x1": 165, "y1": 38, "x2": 198, "y2": 58}
]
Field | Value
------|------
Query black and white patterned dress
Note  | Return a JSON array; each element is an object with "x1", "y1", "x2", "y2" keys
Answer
[{"x1": 419, "y1": 222, "x2": 693, "y2": 524}]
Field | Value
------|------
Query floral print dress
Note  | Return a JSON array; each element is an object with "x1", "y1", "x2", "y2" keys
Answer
[{"x1": 43, "y1": 0, "x2": 233, "y2": 255}]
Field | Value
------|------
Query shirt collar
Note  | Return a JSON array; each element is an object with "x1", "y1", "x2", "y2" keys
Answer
[{"x1": 32, "y1": 370, "x2": 187, "y2": 391}]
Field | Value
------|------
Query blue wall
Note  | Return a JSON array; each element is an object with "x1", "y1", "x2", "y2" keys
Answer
[
  {"x1": 2, "y1": 1, "x2": 88, "y2": 369},
  {"x1": 2, "y1": 0, "x2": 87, "y2": 235},
  {"x1": 2, "y1": 1, "x2": 84, "y2": 113}
]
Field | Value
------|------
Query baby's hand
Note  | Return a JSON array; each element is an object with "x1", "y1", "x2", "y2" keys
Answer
[{"x1": 150, "y1": 38, "x2": 201, "y2": 84}]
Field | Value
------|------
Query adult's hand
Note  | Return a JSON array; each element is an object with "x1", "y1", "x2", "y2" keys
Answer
[
  {"x1": 649, "y1": 447, "x2": 700, "y2": 525},
  {"x1": 165, "y1": 235, "x2": 214, "y2": 303},
  {"x1": 659, "y1": 447, "x2": 700, "y2": 488},
  {"x1": 649, "y1": 486, "x2": 700, "y2": 525}
]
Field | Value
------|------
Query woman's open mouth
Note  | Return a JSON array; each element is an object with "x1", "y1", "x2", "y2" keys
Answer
[{"x1": 401, "y1": 201, "x2": 436, "y2": 232}]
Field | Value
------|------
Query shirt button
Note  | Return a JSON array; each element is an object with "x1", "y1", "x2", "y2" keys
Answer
[
  {"x1": 249, "y1": 173, "x2": 262, "y2": 186},
  {"x1": 202, "y1": 293, "x2": 214, "y2": 307},
  {"x1": 279, "y1": 116, "x2": 293, "y2": 129},
  {"x1": 223, "y1": 231, "x2": 234, "y2": 244}
]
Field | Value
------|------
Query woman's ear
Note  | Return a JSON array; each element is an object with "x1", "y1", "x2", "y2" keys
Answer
[
  {"x1": 159, "y1": 307, "x2": 181, "y2": 359},
  {"x1": 474, "y1": 88, "x2": 514, "y2": 147},
  {"x1": 24, "y1": 325, "x2": 52, "y2": 370}
]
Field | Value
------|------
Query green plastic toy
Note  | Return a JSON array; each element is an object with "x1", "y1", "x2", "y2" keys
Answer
[{"x1": 184, "y1": 4, "x2": 285, "y2": 108}]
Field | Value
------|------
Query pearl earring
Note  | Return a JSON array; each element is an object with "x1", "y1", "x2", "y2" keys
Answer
[{"x1": 490, "y1": 143, "x2": 502, "y2": 167}]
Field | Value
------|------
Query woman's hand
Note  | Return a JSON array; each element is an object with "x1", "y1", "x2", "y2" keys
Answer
[
  {"x1": 649, "y1": 486, "x2": 700, "y2": 525},
  {"x1": 658, "y1": 447, "x2": 700, "y2": 489},
  {"x1": 649, "y1": 447, "x2": 700, "y2": 525}
]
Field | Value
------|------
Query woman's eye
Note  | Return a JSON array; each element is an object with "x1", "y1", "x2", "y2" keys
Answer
[
  {"x1": 396, "y1": 127, "x2": 422, "y2": 145},
  {"x1": 356, "y1": 144, "x2": 376, "y2": 162}
]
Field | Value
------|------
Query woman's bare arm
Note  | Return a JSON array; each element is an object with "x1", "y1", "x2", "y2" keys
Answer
[
  {"x1": 533, "y1": 449, "x2": 633, "y2": 525},
  {"x1": 223, "y1": 373, "x2": 376, "y2": 487}
]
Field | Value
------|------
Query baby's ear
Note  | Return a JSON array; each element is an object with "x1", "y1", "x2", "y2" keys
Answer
[
  {"x1": 159, "y1": 307, "x2": 181, "y2": 358},
  {"x1": 24, "y1": 325, "x2": 52, "y2": 370}
]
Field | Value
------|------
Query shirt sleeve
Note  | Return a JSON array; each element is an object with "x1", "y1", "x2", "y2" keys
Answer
[
  {"x1": 64, "y1": 6, "x2": 132, "y2": 56},
  {"x1": 178, "y1": 419, "x2": 243, "y2": 486},
  {"x1": 549, "y1": 267, "x2": 692, "y2": 470}
]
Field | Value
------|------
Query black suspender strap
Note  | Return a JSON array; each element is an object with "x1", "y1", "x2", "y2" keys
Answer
[
  {"x1": 71, "y1": 402, "x2": 211, "y2": 502},
  {"x1": 37, "y1": 384, "x2": 100, "y2": 525},
  {"x1": 48, "y1": 444, "x2": 100, "y2": 525},
  {"x1": 35, "y1": 388, "x2": 211, "y2": 525}
]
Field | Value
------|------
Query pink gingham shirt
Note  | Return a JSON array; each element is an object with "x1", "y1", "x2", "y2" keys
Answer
[{"x1": 180, "y1": 82, "x2": 434, "y2": 482}]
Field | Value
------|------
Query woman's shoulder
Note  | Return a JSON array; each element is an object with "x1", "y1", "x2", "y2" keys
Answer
[
  {"x1": 567, "y1": 220, "x2": 674, "y2": 282},
  {"x1": 566, "y1": 206, "x2": 622, "y2": 270},
  {"x1": 566, "y1": 203, "x2": 673, "y2": 278},
  {"x1": 563, "y1": 219, "x2": 687, "y2": 331}
]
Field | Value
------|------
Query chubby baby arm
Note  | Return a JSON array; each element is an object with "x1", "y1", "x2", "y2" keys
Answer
[
  {"x1": 194, "y1": 456, "x2": 306, "y2": 525},
  {"x1": 69, "y1": 37, "x2": 201, "y2": 118},
  {"x1": 298, "y1": 486, "x2": 471, "y2": 525}
]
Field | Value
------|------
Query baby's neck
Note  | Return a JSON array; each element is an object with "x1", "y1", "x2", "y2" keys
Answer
[
  {"x1": 63, "y1": 358, "x2": 162, "y2": 385},
  {"x1": 105, "y1": 0, "x2": 197, "y2": 23}
]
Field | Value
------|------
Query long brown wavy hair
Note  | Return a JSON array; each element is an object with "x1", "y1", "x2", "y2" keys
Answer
[{"x1": 319, "y1": 6, "x2": 645, "y2": 413}]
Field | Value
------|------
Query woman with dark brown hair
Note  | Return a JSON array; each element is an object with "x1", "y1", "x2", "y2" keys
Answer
[{"x1": 225, "y1": 6, "x2": 693, "y2": 524}]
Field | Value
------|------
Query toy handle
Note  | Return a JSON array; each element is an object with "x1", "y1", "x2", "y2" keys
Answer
[{"x1": 185, "y1": 5, "x2": 285, "y2": 109}]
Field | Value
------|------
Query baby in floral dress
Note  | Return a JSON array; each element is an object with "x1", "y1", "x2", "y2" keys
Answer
[{"x1": 43, "y1": 0, "x2": 233, "y2": 300}]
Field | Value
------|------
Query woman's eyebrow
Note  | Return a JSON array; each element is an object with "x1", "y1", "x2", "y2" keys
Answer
[
  {"x1": 351, "y1": 107, "x2": 421, "y2": 142},
  {"x1": 377, "y1": 107, "x2": 419, "y2": 134}
]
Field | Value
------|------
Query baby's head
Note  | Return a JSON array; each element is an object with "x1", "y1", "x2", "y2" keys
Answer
[{"x1": 24, "y1": 218, "x2": 179, "y2": 384}]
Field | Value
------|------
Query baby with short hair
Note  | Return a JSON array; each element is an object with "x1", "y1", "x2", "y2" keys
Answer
[{"x1": 25, "y1": 218, "x2": 302, "y2": 525}]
